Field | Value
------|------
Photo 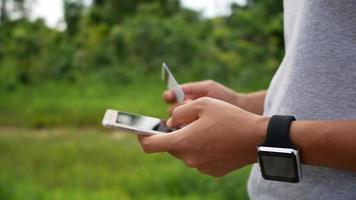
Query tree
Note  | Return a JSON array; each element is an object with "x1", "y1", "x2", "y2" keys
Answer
[
  {"x1": 64, "y1": 0, "x2": 83, "y2": 35},
  {"x1": 0, "y1": 0, "x2": 33, "y2": 24},
  {"x1": 0, "y1": 0, "x2": 7, "y2": 24},
  {"x1": 0, "y1": 0, "x2": 285, "y2": 90},
  {"x1": 88, "y1": 0, "x2": 180, "y2": 25}
]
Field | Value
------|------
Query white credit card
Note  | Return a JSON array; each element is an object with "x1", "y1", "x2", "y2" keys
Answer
[{"x1": 162, "y1": 63, "x2": 185, "y2": 103}]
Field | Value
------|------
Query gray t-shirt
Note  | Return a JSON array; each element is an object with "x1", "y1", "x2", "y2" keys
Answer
[{"x1": 248, "y1": 0, "x2": 356, "y2": 199}]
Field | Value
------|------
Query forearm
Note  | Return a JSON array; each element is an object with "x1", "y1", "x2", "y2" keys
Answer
[
  {"x1": 238, "y1": 90, "x2": 267, "y2": 115},
  {"x1": 290, "y1": 120, "x2": 356, "y2": 172}
]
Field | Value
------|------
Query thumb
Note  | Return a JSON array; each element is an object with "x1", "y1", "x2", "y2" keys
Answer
[
  {"x1": 180, "y1": 81, "x2": 211, "y2": 98},
  {"x1": 138, "y1": 133, "x2": 178, "y2": 153}
]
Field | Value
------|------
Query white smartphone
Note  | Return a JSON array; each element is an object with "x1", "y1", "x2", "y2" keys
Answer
[{"x1": 102, "y1": 109, "x2": 174, "y2": 135}]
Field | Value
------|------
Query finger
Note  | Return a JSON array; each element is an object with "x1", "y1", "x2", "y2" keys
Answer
[
  {"x1": 168, "y1": 99, "x2": 192, "y2": 115},
  {"x1": 164, "y1": 80, "x2": 213, "y2": 103},
  {"x1": 166, "y1": 102, "x2": 200, "y2": 128},
  {"x1": 163, "y1": 90, "x2": 176, "y2": 103},
  {"x1": 138, "y1": 133, "x2": 179, "y2": 153},
  {"x1": 168, "y1": 104, "x2": 179, "y2": 116},
  {"x1": 180, "y1": 81, "x2": 213, "y2": 99}
]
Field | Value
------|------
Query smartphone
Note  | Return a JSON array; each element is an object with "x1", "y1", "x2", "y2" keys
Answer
[{"x1": 102, "y1": 109, "x2": 174, "y2": 135}]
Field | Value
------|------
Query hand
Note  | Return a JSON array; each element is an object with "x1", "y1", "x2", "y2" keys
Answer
[
  {"x1": 138, "y1": 97, "x2": 268, "y2": 177},
  {"x1": 163, "y1": 80, "x2": 241, "y2": 115}
]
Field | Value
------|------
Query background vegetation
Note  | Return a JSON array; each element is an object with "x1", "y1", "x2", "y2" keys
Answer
[{"x1": 0, "y1": 0, "x2": 284, "y2": 199}]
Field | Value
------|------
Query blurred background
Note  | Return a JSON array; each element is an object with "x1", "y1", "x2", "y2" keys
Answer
[{"x1": 0, "y1": 0, "x2": 284, "y2": 199}]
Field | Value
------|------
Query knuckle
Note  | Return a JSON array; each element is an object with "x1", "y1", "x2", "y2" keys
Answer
[
  {"x1": 200, "y1": 97, "x2": 212, "y2": 103},
  {"x1": 195, "y1": 97, "x2": 212, "y2": 108},
  {"x1": 204, "y1": 80, "x2": 216, "y2": 87},
  {"x1": 172, "y1": 106, "x2": 181, "y2": 115},
  {"x1": 184, "y1": 158, "x2": 199, "y2": 168},
  {"x1": 197, "y1": 166, "x2": 226, "y2": 177},
  {"x1": 210, "y1": 171, "x2": 226, "y2": 178},
  {"x1": 198, "y1": 167, "x2": 209, "y2": 174}
]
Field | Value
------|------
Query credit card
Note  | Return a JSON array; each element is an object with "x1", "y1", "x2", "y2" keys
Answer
[{"x1": 162, "y1": 63, "x2": 185, "y2": 103}]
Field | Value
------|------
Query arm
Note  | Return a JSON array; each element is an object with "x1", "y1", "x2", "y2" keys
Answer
[
  {"x1": 291, "y1": 120, "x2": 356, "y2": 172},
  {"x1": 139, "y1": 98, "x2": 356, "y2": 177},
  {"x1": 238, "y1": 91, "x2": 266, "y2": 115},
  {"x1": 164, "y1": 80, "x2": 267, "y2": 115}
]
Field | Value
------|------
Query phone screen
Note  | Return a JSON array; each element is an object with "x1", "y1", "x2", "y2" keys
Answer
[{"x1": 116, "y1": 112, "x2": 173, "y2": 133}]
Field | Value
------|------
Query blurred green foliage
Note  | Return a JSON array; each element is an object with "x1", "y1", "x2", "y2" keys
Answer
[
  {"x1": 0, "y1": 0, "x2": 283, "y2": 90},
  {"x1": 0, "y1": 0, "x2": 284, "y2": 127},
  {"x1": 0, "y1": 1, "x2": 285, "y2": 199}
]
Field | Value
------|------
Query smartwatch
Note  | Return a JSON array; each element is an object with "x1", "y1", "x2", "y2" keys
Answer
[{"x1": 257, "y1": 115, "x2": 302, "y2": 183}]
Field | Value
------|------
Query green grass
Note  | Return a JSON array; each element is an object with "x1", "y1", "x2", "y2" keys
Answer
[
  {"x1": 0, "y1": 76, "x2": 260, "y2": 128},
  {"x1": 0, "y1": 79, "x2": 168, "y2": 128},
  {"x1": 0, "y1": 128, "x2": 250, "y2": 200},
  {"x1": 0, "y1": 78, "x2": 255, "y2": 199}
]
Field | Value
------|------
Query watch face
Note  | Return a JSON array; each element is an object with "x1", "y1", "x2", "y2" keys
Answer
[{"x1": 258, "y1": 147, "x2": 301, "y2": 183}]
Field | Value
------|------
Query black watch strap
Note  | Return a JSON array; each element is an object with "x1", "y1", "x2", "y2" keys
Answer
[{"x1": 261, "y1": 115, "x2": 296, "y2": 149}]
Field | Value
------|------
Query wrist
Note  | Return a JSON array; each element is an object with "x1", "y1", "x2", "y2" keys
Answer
[
  {"x1": 256, "y1": 115, "x2": 303, "y2": 183},
  {"x1": 253, "y1": 116, "x2": 269, "y2": 146},
  {"x1": 246, "y1": 115, "x2": 269, "y2": 163},
  {"x1": 236, "y1": 92, "x2": 266, "y2": 115},
  {"x1": 234, "y1": 92, "x2": 249, "y2": 109},
  {"x1": 235, "y1": 93, "x2": 256, "y2": 113}
]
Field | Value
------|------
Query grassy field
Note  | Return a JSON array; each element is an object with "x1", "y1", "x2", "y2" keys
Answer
[
  {"x1": 0, "y1": 79, "x2": 256, "y2": 199},
  {"x1": 0, "y1": 78, "x2": 256, "y2": 128},
  {"x1": 0, "y1": 128, "x2": 250, "y2": 200},
  {"x1": 0, "y1": 79, "x2": 168, "y2": 128}
]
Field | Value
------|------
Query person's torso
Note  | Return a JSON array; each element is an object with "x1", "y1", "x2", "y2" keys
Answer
[{"x1": 248, "y1": 0, "x2": 356, "y2": 199}]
